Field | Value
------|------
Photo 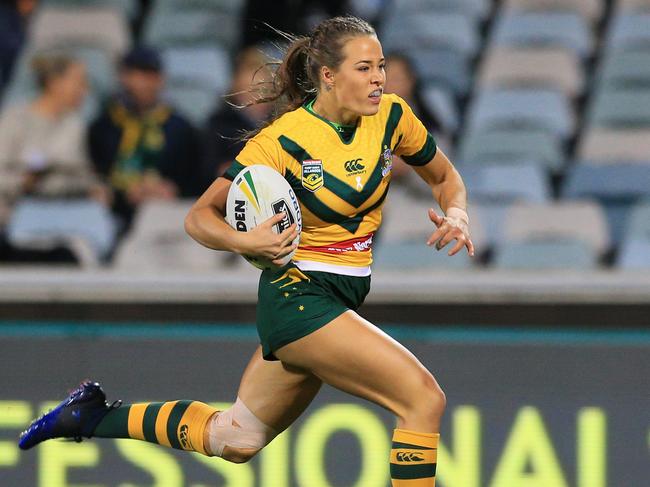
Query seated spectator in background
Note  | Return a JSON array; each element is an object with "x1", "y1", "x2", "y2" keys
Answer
[
  {"x1": 384, "y1": 52, "x2": 448, "y2": 187},
  {"x1": 202, "y1": 46, "x2": 272, "y2": 184},
  {"x1": 88, "y1": 46, "x2": 201, "y2": 233},
  {"x1": 0, "y1": 0, "x2": 38, "y2": 96},
  {"x1": 0, "y1": 53, "x2": 108, "y2": 228}
]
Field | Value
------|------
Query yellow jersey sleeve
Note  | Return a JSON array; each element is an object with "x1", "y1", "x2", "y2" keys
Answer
[
  {"x1": 393, "y1": 96, "x2": 437, "y2": 166},
  {"x1": 223, "y1": 132, "x2": 285, "y2": 180}
]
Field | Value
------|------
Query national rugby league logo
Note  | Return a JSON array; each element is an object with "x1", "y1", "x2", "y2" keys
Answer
[
  {"x1": 302, "y1": 159, "x2": 324, "y2": 192},
  {"x1": 381, "y1": 145, "x2": 393, "y2": 177}
]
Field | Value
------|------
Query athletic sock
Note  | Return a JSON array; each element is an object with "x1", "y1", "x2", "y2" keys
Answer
[
  {"x1": 390, "y1": 428, "x2": 439, "y2": 486},
  {"x1": 93, "y1": 401, "x2": 217, "y2": 455}
]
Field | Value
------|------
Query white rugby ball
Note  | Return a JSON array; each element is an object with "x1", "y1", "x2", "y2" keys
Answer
[{"x1": 225, "y1": 164, "x2": 302, "y2": 269}]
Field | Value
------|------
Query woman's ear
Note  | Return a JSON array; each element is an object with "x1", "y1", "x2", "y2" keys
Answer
[{"x1": 320, "y1": 66, "x2": 335, "y2": 90}]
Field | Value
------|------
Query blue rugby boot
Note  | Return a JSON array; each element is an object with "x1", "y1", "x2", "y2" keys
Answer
[{"x1": 18, "y1": 380, "x2": 121, "y2": 450}]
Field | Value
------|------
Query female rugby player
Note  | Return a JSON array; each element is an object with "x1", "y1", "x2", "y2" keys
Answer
[{"x1": 20, "y1": 16, "x2": 473, "y2": 487}]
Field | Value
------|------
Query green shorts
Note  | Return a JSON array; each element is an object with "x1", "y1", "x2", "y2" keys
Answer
[{"x1": 257, "y1": 263, "x2": 371, "y2": 360}]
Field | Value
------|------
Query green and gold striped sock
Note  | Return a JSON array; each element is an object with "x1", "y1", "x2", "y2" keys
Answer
[
  {"x1": 390, "y1": 428, "x2": 439, "y2": 486},
  {"x1": 93, "y1": 401, "x2": 218, "y2": 455}
]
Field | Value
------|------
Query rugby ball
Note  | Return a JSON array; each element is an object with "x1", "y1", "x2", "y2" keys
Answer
[{"x1": 225, "y1": 164, "x2": 302, "y2": 269}]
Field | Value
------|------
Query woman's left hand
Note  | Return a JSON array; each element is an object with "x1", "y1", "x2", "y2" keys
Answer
[{"x1": 427, "y1": 208, "x2": 475, "y2": 257}]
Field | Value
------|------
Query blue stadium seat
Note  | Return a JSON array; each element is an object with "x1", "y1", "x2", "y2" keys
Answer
[
  {"x1": 421, "y1": 85, "x2": 460, "y2": 134},
  {"x1": 465, "y1": 88, "x2": 574, "y2": 139},
  {"x1": 41, "y1": 0, "x2": 140, "y2": 20},
  {"x1": 494, "y1": 240, "x2": 598, "y2": 269},
  {"x1": 617, "y1": 200, "x2": 650, "y2": 269},
  {"x1": 586, "y1": 88, "x2": 650, "y2": 128},
  {"x1": 597, "y1": 49, "x2": 650, "y2": 90},
  {"x1": 382, "y1": 12, "x2": 479, "y2": 59},
  {"x1": 163, "y1": 45, "x2": 230, "y2": 94},
  {"x1": 458, "y1": 128, "x2": 565, "y2": 171},
  {"x1": 607, "y1": 14, "x2": 650, "y2": 50},
  {"x1": 6, "y1": 199, "x2": 117, "y2": 265},
  {"x1": 372, "y1": 241, "x2": 475, "y2": 270},
  {"x1": 458, "y1": 164, "x2": 551, "y2": 203},
  {"x1": 491, "y1": 12, "x2": 593, "y2": 58},
  {"x1": 163, "y1": 86, "x2": 218, "y2": 126},
  {"x1": 562, "y1": 164, "x2": 650, "y2": 243},
  {"x1": 387, "y1": 0, "x2": 491, "y2": 22},
  {"x1": 411, "y1": 48, "x2": 471, "y2": 96}
]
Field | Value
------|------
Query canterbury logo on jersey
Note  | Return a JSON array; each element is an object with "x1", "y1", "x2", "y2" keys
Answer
[
  {"x1": 344, "y1": 158, "x2": 365, "y2": 173},
  {"x1": 396, "y1": 451, "x2": 425, "y2": 462}
]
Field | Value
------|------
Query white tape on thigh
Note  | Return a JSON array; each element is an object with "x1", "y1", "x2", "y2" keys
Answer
[{"x1": 207, "y1": 397, "x2": 278, "y2": 457}]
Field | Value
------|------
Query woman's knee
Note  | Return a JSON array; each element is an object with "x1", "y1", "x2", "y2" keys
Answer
[{"x1": 399, "y1": 370, "x2": 446, "y2": 424}]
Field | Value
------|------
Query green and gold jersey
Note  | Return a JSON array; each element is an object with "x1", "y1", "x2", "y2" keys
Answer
[{"x1": 224, "y1": 93, "x2": 436, "y2": 269}]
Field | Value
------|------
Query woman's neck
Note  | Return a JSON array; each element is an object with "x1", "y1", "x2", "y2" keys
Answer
[
  {"x1": 31, "y1": 93, "x2": 67, "y2": 119},
  {"x1": 312, "y1": 94, "x2": 358, "y2": 126}
]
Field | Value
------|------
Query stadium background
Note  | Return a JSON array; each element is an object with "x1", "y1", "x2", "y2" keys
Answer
[{"x1": 1, "y1": 0, "x2": 649, "y2": 486}]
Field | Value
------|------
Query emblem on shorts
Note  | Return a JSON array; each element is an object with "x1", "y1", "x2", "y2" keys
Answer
[
  {"x1": 302, "y1": 159, "x2": 324, "y2": 192},
  {"x1": 381, "y1": 145, "x2": 393, "y2": 177}
]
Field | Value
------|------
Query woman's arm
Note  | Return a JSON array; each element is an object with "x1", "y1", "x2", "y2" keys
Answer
[
  {"x1": 184, "y1": 176, "x2": 298, "y2": 265},
  {"x1": 412, "y1": 148, "x2": 475, "y2": 257}
]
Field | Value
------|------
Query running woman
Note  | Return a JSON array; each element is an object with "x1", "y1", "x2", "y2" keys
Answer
[{"x1": 20, "y1": 16, "x2": 474, "y2": 487}]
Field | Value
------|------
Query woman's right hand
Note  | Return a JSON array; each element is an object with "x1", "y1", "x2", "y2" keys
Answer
[{"x1": 235, "y1": 212, "x2": 299, "y2": 266}]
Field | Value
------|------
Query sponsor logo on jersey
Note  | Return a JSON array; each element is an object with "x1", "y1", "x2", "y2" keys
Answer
[
  {"x1": 233, "y1": 199, "x2": 248, "y2": 231},
  {"x1": 272, "y1": 198, "x2": 295, "y2": 233},
  {"x1": 299, "y1": 233, "x2": 374, "y2": 254},
  {"x1": 178, "y1": 424, "x2": 189, "y2": 449},
  {"x1": 302, "y1": 159, "x2": 324, "y2": 192},
  {"x1": 381, "y1": 145, "x2": 393, "y2": 177},
  {"x1": 396, "y1": 451, "x2": 425, "y2": 462},
  {"x1": 344, "y1": 158, "x2": 365, "y2": 175}
]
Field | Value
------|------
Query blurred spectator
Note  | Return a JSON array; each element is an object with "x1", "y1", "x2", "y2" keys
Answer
[
  {"x1": 241, "y1": 0, "x2": 351, "y2": 48},
  {"x1": 202, "y1": 46, "x2": 272, "y2": 184},
  {"x1": 88, "y1": 46, "x2": 201, "y2": 233},
  {"x1": 0, "y1": 53, "x2": 107, "y2": 228},
  {"x1": 0, "y1": 0, "x2": 38, "y2": 95},
  {"x1": 384, "y1": 52, "x2": 448, "y2": 186}
]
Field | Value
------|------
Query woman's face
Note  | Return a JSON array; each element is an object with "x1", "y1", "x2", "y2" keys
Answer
[
  {"x1": 328, "y1": 35, "x2": 386, "y2": 118},
  {"x1": 49, "y1": 62, "x2": 88, "y2": 111}
]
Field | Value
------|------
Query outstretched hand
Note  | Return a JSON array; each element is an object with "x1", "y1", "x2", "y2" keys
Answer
[{"x1": 427, "y1": 208, "x2": 475, "y2": 257}]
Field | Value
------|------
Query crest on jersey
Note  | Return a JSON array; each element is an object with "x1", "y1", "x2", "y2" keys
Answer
[
  {"x1": 381, "y1": 145, "x2": 393, "y2": 177},
  {"x1": 302, "y1": 159, "x2": 324, "y2": 192}
]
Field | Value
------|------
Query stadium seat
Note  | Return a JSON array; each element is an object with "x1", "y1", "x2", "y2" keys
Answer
[
  {"x1": 372, "y1": 240, "x2": 475, "y2": 270},
  {"x1": 477, "y1": 47, "x2": 584, "y2": 98},
  {"x1": 503, "y1": 0, "x2": 603, "y2": 23},
  {"x1": 411, "y1": 48, "x2": 472, "y2": 96},
  {"x1": 114, "y1": 200, "x2": 239, "y2": 273},
  {"x1": 597, "y1": 49, "x2": 650, "y2": 90},
  {"x1": 465, "y1": 88, "x2": 574, "y2": 140},
  {"x1": 458, "y1": 128, "x2": 565, "y2": 171},
  {"x1": 421, "y1": 85, "x2": 460, "y2": 133},
  {"x1": 491, "y1": 12, "x2": 593, "y2": 58},
  {"x1": 607, "y1": 14, "x2": 650, "y2": 50},
  {"x1": 577, "y1": 128, "x2": 650, "y2": 163},
  {"x1": 143, "y1": 6, "x2": 240, "y2": 48},
  {"x1": 562, "y1": 164, "x2": 650, "y2": 243},
  {"x1": 386, "y1": 0, "x2": 491, "y2": 22},
  {"x1": 503, "y1": 201, "x2": 610, "y2": 255},
  {"x1": 458, "y1": 164, "x2": 551, "y2": 203},
  {"x1": 587, "y1": 89, "x2": 650, "y2": 128},
  {"x1": 40, "y1": 0, "x2": 140, "y2": 20},
  {"x1": 616, "y1": 0, "x2": 650, "y2": 12},
  {"x1": 382, "y1": 13, "x2": 479, "y2": 58},
  {"x1": 6, "y1": 199, "x2": 117, "y2": 266},
  {"x1": 156, "y1": 0, "x2": 244, "y2": 15},
  {"x1": 163, "y1": 45, "x2": 230, "y2": 95},
  {"x1": 163, "y1": 86, "x2": 218, "y2": 125},
  {"x1": 617, "y1": 201, "x2": 650, "y2": 268},
  {"x1": 494, "y1": 240, "x2": 598, "y2": 269},
  {"x1": 29, "y1": 6, "x2": 131, "y2": 56}
]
